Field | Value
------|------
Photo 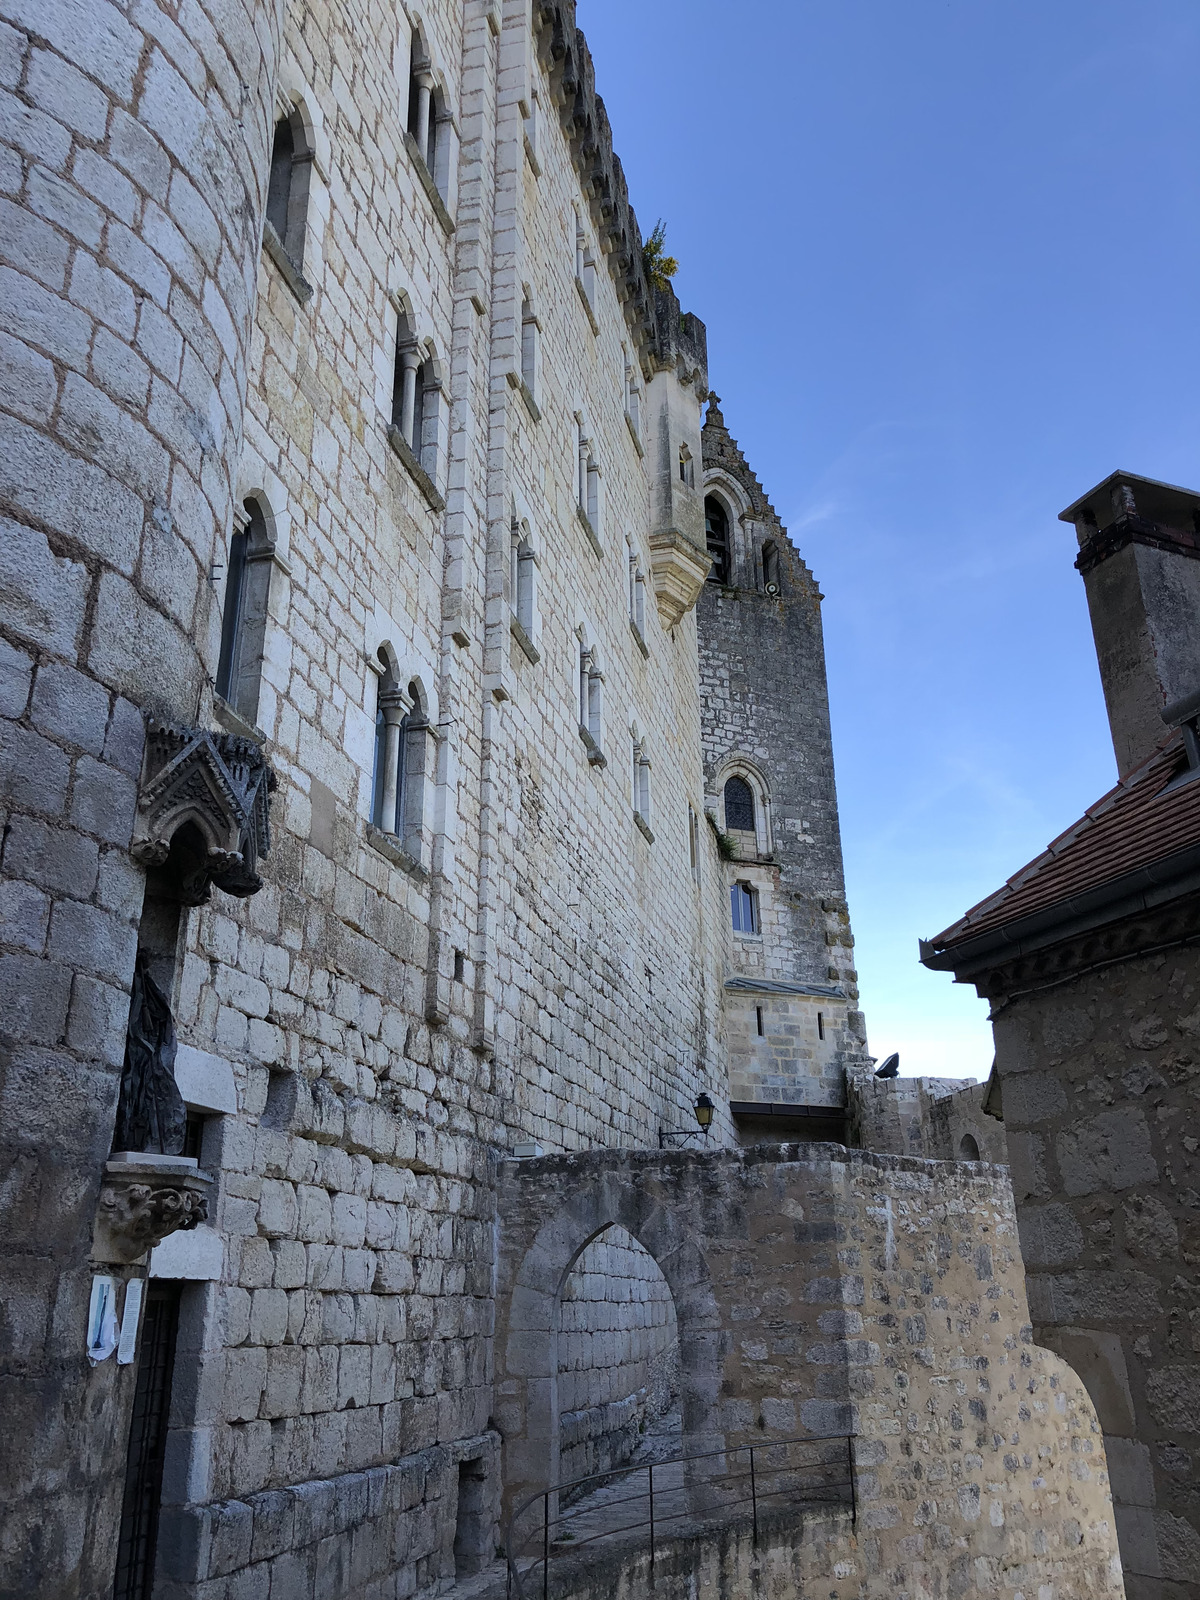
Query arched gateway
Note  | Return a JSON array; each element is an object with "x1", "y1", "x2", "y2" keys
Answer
[{"x1": 494, "y1": 1150, "x2": 727, "y2": 1523}]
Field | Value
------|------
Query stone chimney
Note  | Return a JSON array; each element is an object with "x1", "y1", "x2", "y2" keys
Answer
[{"x1": 1061, "y1": 471, "x2": 1200, "y2": 775}]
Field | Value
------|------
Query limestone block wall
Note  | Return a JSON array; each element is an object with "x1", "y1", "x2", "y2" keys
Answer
[
  {"x1": 557, "y1": 1225, "x2": 679, "y2": 1485},
  {"x1": 993, "y1": 944, "x2": 1200, "y2": 1600},
  {"x1": 495, "y1": 1144, "x2": 1124, "y2": 1600},
  {"x1": 0, "y1": 0, "x2": 284, "y2": 1590},
  {"x1": 849, "y1": 1073, "x2": 1007, "y2": 1163},
  {"x1": 129, "y1": 0, "x2": 735, "y2": 1593},
  {"x1": 724, "y1": 986, "x2": 850, "y2": 1111}
]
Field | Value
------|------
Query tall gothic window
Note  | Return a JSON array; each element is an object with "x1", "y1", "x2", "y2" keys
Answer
[
  {"x1": 723, "y1": 775, "x2": 755, "y2": 833},
  {"x1": 705, "y1": 496, "x2": 729, "y2": 584}
]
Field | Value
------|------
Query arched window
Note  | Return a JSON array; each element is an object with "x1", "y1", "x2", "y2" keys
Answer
[
  {"x1": 959, "y1": 1133, "x2": 980, "y2": 1162},
  {"x1": 407, "y1": 31, "x2": 436, "y2": 172},
  {"x1": 762, "y1": 541, "x2": 781, "y2": 595},
  {"x1": 730, "y1": 880, "x2": 759, "y2": 934},
  {"x1": 265, "y1": 109, "x2": 311, "y2": 274},
  {"x1": 577, "y1": 635, "x2": 605, "y2": 764},
  {"x1": 723, "y1": 775, "x2": 755, "y2": 833},
  {"x1": 576, "y1": 421, "x2": 600, "y2": 541},
  {"x1": 390, "y1": 310, "x2": 441, "y2": 489},
  {"x1": 370, "y1": 665, "x2": 430, "y2": 853},
  {"x1": 705, "y1": 496, "x2": 729, "y2": 584},
  {"x1": 216, "y1": 498, "x2": 273, "y2": 726}
]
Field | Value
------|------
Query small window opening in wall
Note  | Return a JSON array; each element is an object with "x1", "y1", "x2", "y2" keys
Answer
[
  {"x1": 688, "y1": 805, "x2": 701, "y2": 882},
  {"x1": 574, "y1": 210, "x2": 596, "y2": 312},
  {"x1": 762, "y1": 540, "x2": 781, "y2": 596},
  {"x1": 182, "y1": 1111, "x2": 208, "y2": 1162},
  {"x1": 959, "y1": 1133, "x2": 980, "y2": 1162},
  {"x1": 623, "y1": 348, "x2": 642, "y2": 442},
  {"x1": 817, "y1": 1011, "x2": 825, "y2": 1040},
  {"x1": 453, "y1": 948, "x2": 465, "y2": 982},
  {"x1": 520, "y1": 292, "x2": 539, "y2": 402},
  {"x1": 407, "y1": 32, "x2": 439, "y2": 179},
  {"x1": 265, "y1": 109, "x2": 311, "y2": 274},
  {"x1": 756, "y1": 1006, "x2": 764, "y2": 1038},
  {"x1": 216, "y1": 497, "x2": 272, "y2": 728},
  {"x1": 112, "y1": 1281, "x2": 182, "y2": 1600},
  {"x1": 730, "y1": 880, "x2": 759, "y2": 935},
  {"x1": 510, "y1": 520, "x2": 536, "y2": 639},
  {"x1": 678, "y1": 444, "x2": 694, "y2": 488},
  {"x1": 454, "y1": 1457, "x2": 489, "y2": 1576},
  {"x1": 523, "y1": 89, "x2": 541, "y2": 170}
]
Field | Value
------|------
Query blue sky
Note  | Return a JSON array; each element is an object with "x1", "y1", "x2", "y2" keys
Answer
[{"x1": 580, "y1": 0, "x2": 1200, "y2": 1078}]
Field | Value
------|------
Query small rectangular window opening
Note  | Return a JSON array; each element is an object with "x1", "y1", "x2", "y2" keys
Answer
[
  {"x1": 453, "y1": 948, "x2": 465, "y2": 982},
  {"x1": 182, "y1": 1111, "x2": 208, "y2": 1162},
  {"x1": 730, "y1": 881, "x2": 758, "y2": 935},
  {"x1": 756, "y1": 1006, "x2": 764, "y2": 1038},
  {"x1": 817, "y1": 1011, "x2": 825, "y2": 1040}
]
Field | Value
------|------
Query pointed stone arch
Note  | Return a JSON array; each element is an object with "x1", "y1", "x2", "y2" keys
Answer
[{"x1": 494, "y1": 1156, "x2": 726, "y2": 1524}]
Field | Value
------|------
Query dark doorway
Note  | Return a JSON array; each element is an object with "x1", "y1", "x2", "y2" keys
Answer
[
  {"x1": 453, "y1": 1457, "x2": 490, "y2": 1576},
  {"x1": 113, "y1": 1281, "x2": 181, "y2": 1600}
]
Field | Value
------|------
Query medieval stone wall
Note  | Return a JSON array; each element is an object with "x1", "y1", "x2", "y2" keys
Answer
[
  {"x1": 849, "y1": 1073, "x2": 1008, "y2": 1164},
  {"x1": 0, "y1": 0, "x2": 285, "y2": 1590},
  {"x1": 495, "y1": 1143, "x2": 1124, "y2": 1600},
  {"x1": 993, "y1": 943, "x2": 1200, "y2": 1599},
  {"x1": 698, "y1": 401, "x2": 868, "y2": 1117}
]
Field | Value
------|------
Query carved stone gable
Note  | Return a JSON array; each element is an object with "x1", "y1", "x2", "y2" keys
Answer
[{"x1": 132, "y1": 718, "x2": 276, "y2": 903}]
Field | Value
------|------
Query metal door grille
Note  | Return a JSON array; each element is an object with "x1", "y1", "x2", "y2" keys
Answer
[{"x1": 113, "y1": 1282, "x2": 180, "y2": 1600}]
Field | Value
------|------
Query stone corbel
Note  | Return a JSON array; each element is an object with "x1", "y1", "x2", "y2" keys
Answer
[
  {"x1": 131, "y1": 718, "x2": 276, "y2": 904},
  {"x1": 92, "y1": 1154, "x2": 211, "y2": 1265},
  {"x1": 648, "y1": 527, "x2": 712, "y2": 629}
]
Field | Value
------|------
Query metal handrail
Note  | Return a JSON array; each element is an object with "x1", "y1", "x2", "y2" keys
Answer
[{"x1": 503, "y1": 1433, "x2": 856, "y2": 1600}]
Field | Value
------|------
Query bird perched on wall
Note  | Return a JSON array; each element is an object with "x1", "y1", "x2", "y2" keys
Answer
[{"x1": 874, "y1": 1053, "x2": 900, "y2": 1079}]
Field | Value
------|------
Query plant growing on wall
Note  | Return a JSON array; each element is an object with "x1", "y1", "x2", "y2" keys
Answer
[
  {"x1": 707, "y1": 814, "x2": 736, "y2": 860},
  {"x1": 642, "y1": 220, "x2": 678, "y2": 291}
]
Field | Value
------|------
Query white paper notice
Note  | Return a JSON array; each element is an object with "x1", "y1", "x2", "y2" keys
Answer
[
  {"x1": 87, "y1": 1276, "x2": 119, "y2": 1364},
  {"x1": 117, "y1": 1278, "x2": 144, "y2": 1365}
]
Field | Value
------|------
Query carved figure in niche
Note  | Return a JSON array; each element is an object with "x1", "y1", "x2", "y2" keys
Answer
[{"x1": 113, "y1": 952, "x2": 186, "y2": 1155}]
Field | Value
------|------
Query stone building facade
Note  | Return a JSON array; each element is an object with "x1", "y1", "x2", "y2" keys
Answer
[
  {"x1": 0, "y1": 1, "x2": 1123, "y2": 1598},
  {"x1": 924, "y1": 472, "x2": 1200, "y2": 1599},
  {"x1": 698, "y1": 397, "x2": 869, "y2": 1144}
]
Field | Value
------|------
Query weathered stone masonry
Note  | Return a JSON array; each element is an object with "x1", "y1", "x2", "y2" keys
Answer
[{"x1": 0, "y1": 2, "x2": 1125, "y2": 1599}]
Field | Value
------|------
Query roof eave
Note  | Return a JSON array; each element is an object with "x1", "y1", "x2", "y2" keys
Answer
[{"x1": 920, "y1": 842, "x2": 1200, "y2": 981}]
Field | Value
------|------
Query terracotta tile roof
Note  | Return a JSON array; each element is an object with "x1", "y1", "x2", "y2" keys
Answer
[{"x1": 926, "y1": 729, "x2": 1200, "y2": 953}]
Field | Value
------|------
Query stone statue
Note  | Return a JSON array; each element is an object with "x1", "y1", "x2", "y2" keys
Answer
[{"x1": 113, "y1": 952, "x2": 186, "y2": 1155}]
